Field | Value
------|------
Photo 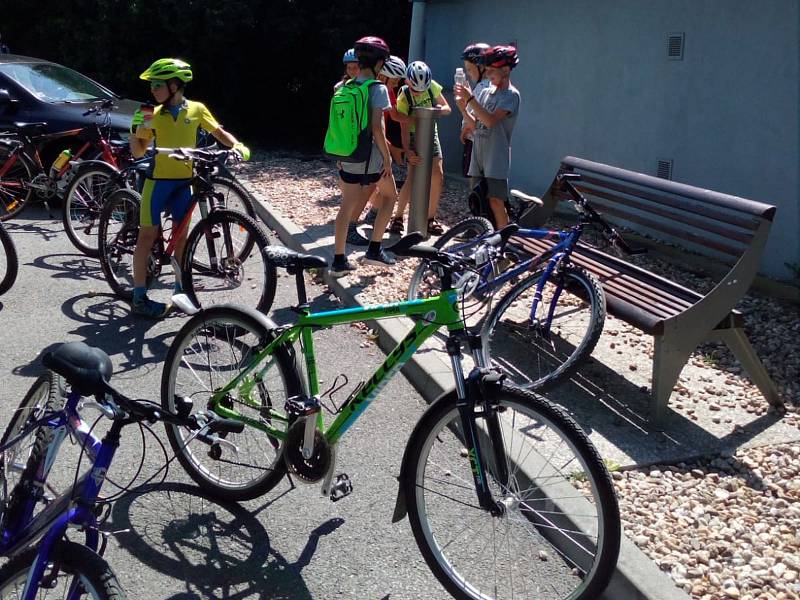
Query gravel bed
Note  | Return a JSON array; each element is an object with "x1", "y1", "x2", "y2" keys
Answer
[{"x1": 238, "y1": 151, "x2": 800, "y2": 600}]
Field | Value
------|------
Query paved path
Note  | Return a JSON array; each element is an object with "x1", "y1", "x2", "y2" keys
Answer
[{"x1": 0, "y1": 207, "x2": 450, "y2": 599}]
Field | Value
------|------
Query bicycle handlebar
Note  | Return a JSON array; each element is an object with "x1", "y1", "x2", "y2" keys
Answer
[{"x1": 154, "y1": 146, "x2": 242, "y2": 164}]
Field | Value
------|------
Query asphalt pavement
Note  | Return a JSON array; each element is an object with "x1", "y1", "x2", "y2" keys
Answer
[{"x1": 0, "y1": 206, "x2": 450, "y2": 599}]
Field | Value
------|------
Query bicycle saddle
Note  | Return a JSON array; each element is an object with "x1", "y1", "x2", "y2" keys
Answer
[
  {"x1": 12, "y1": 122, "x2": 47, "y2": 135},
  {"x1": 43, "y1": 342, "x2": 113, "y2": 396},
  {"x1": 510, "y1": 189, "x2": 543, "y2": 206},
  {"x1": 264, "y1": 246, "x2": 328, "y2": 271}
]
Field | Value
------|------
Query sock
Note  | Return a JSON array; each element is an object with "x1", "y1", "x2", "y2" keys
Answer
[
  {"x1": 133, "y1": 286, "x2": 146, "y2": 303},
  {"x1": 333, "y1": 253, "x2": 346, "y2": 266},
  {"x1": 367, "y1": 241, "x2": 381, "y2": 254}
]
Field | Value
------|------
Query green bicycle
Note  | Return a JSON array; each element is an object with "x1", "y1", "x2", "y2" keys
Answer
[{"x1": 160, "y1": 232, "x2": 621, "y2": 600}]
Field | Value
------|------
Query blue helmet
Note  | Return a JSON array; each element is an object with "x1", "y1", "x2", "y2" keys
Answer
[{"x1": 342, "y1": 48, "x2": 357, "y2": 64}]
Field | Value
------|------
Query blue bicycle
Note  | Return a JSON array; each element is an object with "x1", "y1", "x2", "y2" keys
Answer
[
  {"x1": 409, "y1": 173, "x2": 642, "y2": 391},
  {"x1": 0, "y1": 342, "x2": 243, "y2": 598}
]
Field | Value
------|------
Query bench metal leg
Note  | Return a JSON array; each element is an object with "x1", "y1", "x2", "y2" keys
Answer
[
  {"x1": 709, "y1": 327, "x2": 783, "y2": 408},
  {"x1": 651, "y1": 334, "x2": 693, "y2": 429}
]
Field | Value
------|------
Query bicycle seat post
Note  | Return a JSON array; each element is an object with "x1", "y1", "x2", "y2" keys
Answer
[{"x1": 294, "y1": 268, "x2": 308, "y2": 308}]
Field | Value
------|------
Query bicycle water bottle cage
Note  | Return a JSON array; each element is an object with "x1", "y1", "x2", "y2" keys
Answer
[{"x1": 285, "y1": 395, "x2": 321, "y2": 418}]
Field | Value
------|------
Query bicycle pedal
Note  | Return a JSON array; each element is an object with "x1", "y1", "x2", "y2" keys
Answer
[{"x1": 329, "y1": 473, "x2": 352, "y2": 502}]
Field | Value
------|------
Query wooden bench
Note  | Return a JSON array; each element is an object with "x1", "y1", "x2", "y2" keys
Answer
[{"x1": 516, "y1": 155, "x2": 782, "y2": 427}]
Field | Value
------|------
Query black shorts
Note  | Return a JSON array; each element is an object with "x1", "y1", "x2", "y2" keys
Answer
[{"x1": 339, "y1": 170, "x2": 381, "y2": 186}]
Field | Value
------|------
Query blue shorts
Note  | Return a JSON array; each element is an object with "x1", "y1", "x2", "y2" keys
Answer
[{"x1": 140, "y1": 178, "x2": 193, "y2": 227}]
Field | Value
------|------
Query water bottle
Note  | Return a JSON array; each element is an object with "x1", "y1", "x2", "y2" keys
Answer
[
  {"x1": 454, "y1": 67, "x2": 466, "y2": 88},
  {"x1": 51, "y1": 149, "x2": 72, "y2": 173}
]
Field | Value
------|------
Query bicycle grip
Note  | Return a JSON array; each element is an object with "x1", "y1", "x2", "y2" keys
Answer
[{"x1": 210, "y1": 418, "x2": 245, "y2": 434}]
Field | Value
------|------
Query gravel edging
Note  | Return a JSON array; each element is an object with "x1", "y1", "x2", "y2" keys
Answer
[{"x1": 242, "y1": 177, "x2": 692, "y2": 600}]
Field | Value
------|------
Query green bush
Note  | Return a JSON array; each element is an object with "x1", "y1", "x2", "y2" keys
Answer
[{"x1": 2, "y1": 0, "x2": 411, "y2": 151}]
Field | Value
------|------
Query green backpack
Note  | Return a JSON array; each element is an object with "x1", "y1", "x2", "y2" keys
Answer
[{"x1": 323, "y1": 78, "x2": 378, "y2": 162}]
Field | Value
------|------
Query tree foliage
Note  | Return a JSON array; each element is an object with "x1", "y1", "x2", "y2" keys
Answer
[{"x1": 1, "y1": 0, "x2": 411, "y2": 149}]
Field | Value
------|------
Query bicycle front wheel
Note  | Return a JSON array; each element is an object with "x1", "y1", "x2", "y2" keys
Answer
[
  {"x1": 161, "y1": 305, "x2": 302, "y2": 501},
  {"x1": 403, "y1": 386, "x2": 620, "y2": 600},
  {"x1": 188, "y1": 176, "x2": 257, "y2": 234},
  {"x1": 0, "y1": 222, "x2": 18, "y2": 295},
  {"x1": 62, "y1": 163, "x2": 120, "y2": 257},
  {"x1": 0, "y1": 144, "x2": 35, "y2": 222},
  {"x1": 182, "y1": 209, "x2": 277, "y2": 314},
  {"x1": 0, "y1": 540, "x2": 126, "y2": 599},
  {"x1": 481, "y1": 265, "x2": 606, "y2": 390},
  {"x1": 98, "y1": 189, "x2": 147, "y2": 300}
]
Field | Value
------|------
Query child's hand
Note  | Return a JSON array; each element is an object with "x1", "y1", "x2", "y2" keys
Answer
[
  {"x1": 454, "y1": 82, "x2": 473, "y2": 105},
  {"x1": 406, "y1": 150, "x2": 422, "y2": 166},
  {"x1": 460, "y1": 123, "x2": 475, "y2": 143}
]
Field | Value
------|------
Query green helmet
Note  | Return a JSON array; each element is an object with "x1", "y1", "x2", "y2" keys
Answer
[{"x1": 139, "y1": 58, "x2": 193, "y2": 83}]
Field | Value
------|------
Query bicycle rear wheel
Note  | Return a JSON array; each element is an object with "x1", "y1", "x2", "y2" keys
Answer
[
  {"x1": 62, "y1": 162, "x2": 120, "y2": 257},
  {"x1": 182, "y1": 209, "x2": 277, "y2": 314},
  {"x1": 0, "y1": 540, "x2": 126, "y2": 599},
  {"x1": 0, "y1": 222, "x2": 18, "y2": 296},
  {"x1": 481, "y1": 265, "x2": 606, "y2": 390},
  {"x1": 402, "y1": 386, "x2": 620, "y2": 600},
  {"x1": 0, "y1": 143, "x2": 35, "y2": 221},
  {"x1": 161, "y1": 305, "x2": 302, "y2": 501},
  {"x1": 187, "y1": 176, "x2": 257, "y2": 235},
  {"x1": 0, "y1": 371, "x2": 63, "y2": 529},
  {"x1": 98, "y1": 189, "x2": 154, "y2": 300}
]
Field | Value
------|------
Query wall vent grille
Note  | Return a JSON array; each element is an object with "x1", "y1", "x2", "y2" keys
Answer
[
  {"x1": 657, "y1": 159, "x2": 674, "y2": 180},
  {"x1": 668, "y1": 33, "x2": 684, "y2": 60}
]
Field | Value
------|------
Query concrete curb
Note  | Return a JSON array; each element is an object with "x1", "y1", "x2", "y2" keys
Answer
[{"x1": 245, "y1": 182, "x2": 691, "y2": 600}]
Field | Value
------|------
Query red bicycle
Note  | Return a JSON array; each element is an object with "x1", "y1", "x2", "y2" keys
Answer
[{"x1": 0, "y1": 99, "x2": 130, "y2": 221}]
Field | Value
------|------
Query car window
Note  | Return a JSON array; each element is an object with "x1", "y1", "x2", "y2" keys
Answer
[{"x1": 0, "y1": 63, "x2": 113, "y2": 102}]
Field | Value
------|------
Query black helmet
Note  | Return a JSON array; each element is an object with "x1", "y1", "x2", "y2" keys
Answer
[{"x1": 461, "y1": 43, "x2": 490, "y2": 64}]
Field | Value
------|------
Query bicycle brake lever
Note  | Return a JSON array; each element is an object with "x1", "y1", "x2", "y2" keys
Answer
[{"x1": 80, "y1": 401, "x2": 116, "y2": 420}]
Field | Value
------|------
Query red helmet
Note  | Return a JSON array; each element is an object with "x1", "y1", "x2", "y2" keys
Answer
[
  {"x1": 354, "y1": 36, "x2": 390, "y2": 60},
  {"x1": 482, "y1": 45, "x2": 519, "y2": 69}
]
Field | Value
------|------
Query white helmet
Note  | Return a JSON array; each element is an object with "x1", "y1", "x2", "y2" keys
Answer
[
  {"x1": 405, "y1": 61, "x2": 432, "y2": 92},
  {"x1": 381, "y1": 55, "x2": 407, "y2": 79}
]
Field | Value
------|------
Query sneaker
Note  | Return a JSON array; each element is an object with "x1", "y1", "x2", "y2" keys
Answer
[
  {"x1": 364, "y1": 209, "x2": 378, "y2": 225},
  {"x1": 330, "y1": 259, "x2": 357, "y2": 277},
  {"x1": 132, "y1": 297, "x2": 171, "y2": 319},
  {"x1": 346, "y1": 223, "x2": 370, "y2": 247},
  {"x1": 388, "y1": 216, "x2": 404, "y2": 235},
  {"x1": 427, "y1": 218, "x2": 445, "y2": 235},
  {"x1": 362, "y1": 248, "x2": 396, "y2": 267}
]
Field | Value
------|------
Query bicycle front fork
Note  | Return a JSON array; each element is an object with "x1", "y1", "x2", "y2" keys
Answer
[{"x1": 447, "y1": 335, "x2": 509, "y2": 515}]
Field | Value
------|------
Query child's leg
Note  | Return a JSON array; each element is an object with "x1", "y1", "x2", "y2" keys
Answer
[
  {"x1": 334, "y1": 181, "x2": 366, "y2": 255},
  {"x1": 489, "y1": 197, "x2": 510, "y2": 228},
  {"x1": 371, "y1": 174, "x2": 398, "y2": 243},
  {"x1": 394, "y1": 164, "x2": 414, "y2": 219},
  {"x1": 428, "y1": 158, "x2": 444, "y2": 219}
]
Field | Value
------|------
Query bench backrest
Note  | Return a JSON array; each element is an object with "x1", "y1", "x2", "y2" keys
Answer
[{"x1": 523, "y1": 156, "x2": 776, "y2": 264}]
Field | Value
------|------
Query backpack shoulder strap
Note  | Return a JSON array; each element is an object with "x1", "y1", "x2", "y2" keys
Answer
[{"x1": 402, "y1": 86, "x2": 413, "y2": 113}]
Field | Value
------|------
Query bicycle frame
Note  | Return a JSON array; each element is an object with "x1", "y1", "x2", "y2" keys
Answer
[
  {"x1": 0, "y1": 390, "x2": 119, "y2": 599},
  {"x1": 209, "y1": 290, "x2": 464, "y2": 443}
]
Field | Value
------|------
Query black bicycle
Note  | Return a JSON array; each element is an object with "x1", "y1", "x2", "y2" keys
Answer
[{"x1": 0, "y1": 220, "x2": 18, "y2": 296}]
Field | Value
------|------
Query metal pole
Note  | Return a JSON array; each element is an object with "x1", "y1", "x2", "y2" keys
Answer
[
  {"x1": 408, "y1": 107, "x2": 442, "y2": 238},
  {"x1": 408, "y1": 0, "x2": 427, "y2": 63}
]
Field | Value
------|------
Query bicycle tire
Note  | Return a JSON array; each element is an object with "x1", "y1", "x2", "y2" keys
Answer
[
  {"x1": 0, "y1": 372, "x2": 63, "y2": 530},
  {"x1": 0, "y1": 539, "x2": 126, "y2": 599},
  {"x1": 98, "y1": 188, "x2": 152, "y2": 300},
  {"x1": 481, "y1": 265, "x2": 606, "y2": 390},
  {"x1": 62, "y1": 162, "x2": 120, "y2": 258},
  {"x1": 181, "y1": 209, "x2": 277, "y2": 314},
  {"x1": 408, "y1": 216, "x2": 494, "y2": 301},
  {"x1": 210, "y1": 175, "x2": 257, "y2": 219},
  {"x1": 0, "y1": 222, "x2": 19, "y2": 295},
  {"x1": 0, "y1": 142, "x2": 35, "y2": 222},
  {"x1": 161, "y1": 304, "x2": 302, "y2": 502},
  {"x1": 402, "y1": 386, "x2": 620, "y2": 600}
]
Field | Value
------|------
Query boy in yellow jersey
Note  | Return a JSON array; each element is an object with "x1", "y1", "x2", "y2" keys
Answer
[{"x1": 129, "y1": 58, "x2": 250, "y2": 318}]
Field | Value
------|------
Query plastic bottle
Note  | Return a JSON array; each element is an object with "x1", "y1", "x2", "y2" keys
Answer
[
  {"x1": 454, "y1": 67, "x2": 466, "y2": 88},
  {"x1": 51, "y1": 149, "x2": 72, "y2": 172}
]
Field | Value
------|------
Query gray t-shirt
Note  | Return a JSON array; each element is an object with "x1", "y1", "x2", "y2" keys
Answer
[
  {"x1": 468, "y1": 82, "x2": 521, "y2": 180},
  {"x1": 341, "y1": 77, "x2": 391, "y2": 175},
  {"x1": 462, "y1": 78, "x2": 491, "y2": 140}
]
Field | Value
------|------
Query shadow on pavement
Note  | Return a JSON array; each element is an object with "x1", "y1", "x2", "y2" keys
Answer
[
  {"x1": 27, "y1": 252, "x2": 105, "y2": 283},
  {"x1": 111, "y1": 482, "x2": 341, "y2": 599}
]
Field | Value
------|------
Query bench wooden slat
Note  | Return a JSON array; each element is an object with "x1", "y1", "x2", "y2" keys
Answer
[
  {"x1": 576, "y1": 183, "x2": 756, "y2": 244},
  {"x1": 577, "y1": 174, "x2": 761, "y2": 231}
]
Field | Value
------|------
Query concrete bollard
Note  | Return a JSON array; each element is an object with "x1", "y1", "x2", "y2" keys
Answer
[{"x1": 408, "y1": 107, "x2": 444, "y2": 238}]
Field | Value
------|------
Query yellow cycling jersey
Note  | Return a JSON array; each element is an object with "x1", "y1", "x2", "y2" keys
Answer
[
  {"x1": 396, "y1": 80, "x2": 443, "y2": 133},
  {"x1": 135, "y1": 99, "x2": 220, "y2": 179}
]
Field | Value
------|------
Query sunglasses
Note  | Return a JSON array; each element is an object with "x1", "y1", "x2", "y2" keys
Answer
[{"x1": 149, "y1": 81, "x2": 166, "y2": 90}]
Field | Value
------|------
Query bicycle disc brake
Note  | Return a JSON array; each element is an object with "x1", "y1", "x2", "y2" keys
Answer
[{"x1": 284, "y1": 420, "x2": 330, "y2": 483}]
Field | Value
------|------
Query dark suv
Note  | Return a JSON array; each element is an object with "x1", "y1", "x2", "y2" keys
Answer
[{"x1": 0, "y1": 54, "x2": 139, "y2": 158}]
